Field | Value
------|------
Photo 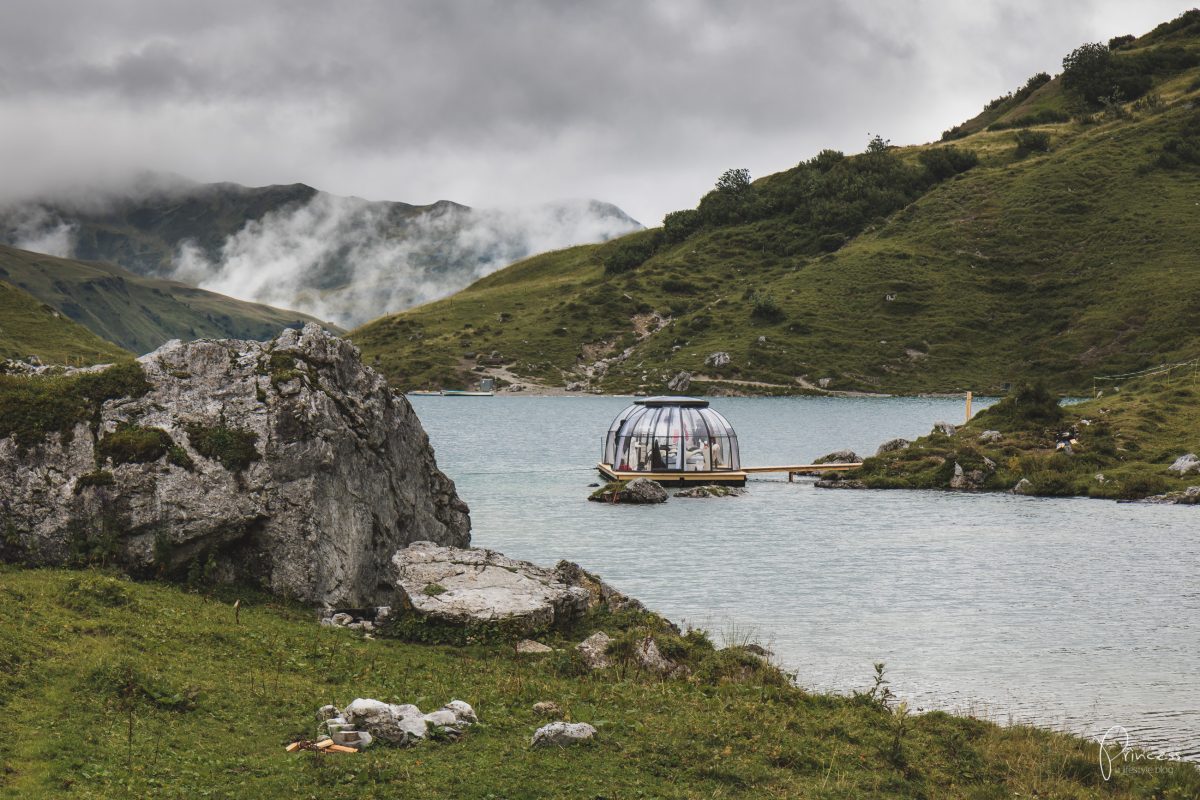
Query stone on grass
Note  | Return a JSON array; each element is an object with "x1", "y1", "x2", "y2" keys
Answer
[
  {"x1": 1168, "y1": 453, "x2": 1200, "y2": 475},
  {"x1": 705, "y1": 351, "x2": 731, "y2": 368},
  {"x1": 978, "y1": 430, "x2": 1002, "y2": 443},
  {"x1": 1012, "y1": 478, "x2": 1034, "y2": 495},
  {"x1": 577, "y1": 631, "x2": 613, "y2": 670},
  {"x1": 516, "y1": 639, "x2": 554, "y2": 654},
  {"x1": 932, "y1": 421, "x2": 957, "y2": 436},
  {"x1": 335, "y1": 698, "x2": 476, "y2": 746},
  {"x1": 532, "y1": 722, "x2": 597, "y2": 748},
  {"x1": 533, "y1": 701, "x2": 563, "y2": 717}
]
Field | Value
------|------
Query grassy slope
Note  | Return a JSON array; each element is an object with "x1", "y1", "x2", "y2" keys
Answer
[
  {"x1": 3, "y1": 567, "x2": 1197, "y2": 799},
  {"x1": 0, "y1": 280, "x2": 129, "y2": 365},
  {"x1": 840, "y1": 368, "x2": 1200, "y2": 499},
  {"x1": 352, "y1": 32, "x2": 1200, "y2": 394},
  {"x1": 0, "y1": 245, "x2": 335, "y2": 355}
]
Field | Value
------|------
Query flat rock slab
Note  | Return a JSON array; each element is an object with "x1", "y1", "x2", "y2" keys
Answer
[{"x1": 390, "y1": 542, "x2": 592, "y2": 632}]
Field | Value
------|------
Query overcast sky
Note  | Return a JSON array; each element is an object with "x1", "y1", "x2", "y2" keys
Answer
[{"x1": 0, "y1": 0, "x2": 1192, "y2": 224}]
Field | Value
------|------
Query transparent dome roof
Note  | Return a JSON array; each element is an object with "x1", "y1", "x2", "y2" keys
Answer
[{"x1": 602, "y1": 397, "x2": 741, "y2": 473}]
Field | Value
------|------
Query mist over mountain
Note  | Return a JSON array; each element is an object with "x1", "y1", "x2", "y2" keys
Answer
[{"x1": 0, "y1": 174, "x2": 641, "y2": 327}]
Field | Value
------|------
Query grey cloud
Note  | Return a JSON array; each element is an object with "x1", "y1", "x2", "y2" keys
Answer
[{"x1": 0, "y1": 0, "x2": 1192, "y2": 224}]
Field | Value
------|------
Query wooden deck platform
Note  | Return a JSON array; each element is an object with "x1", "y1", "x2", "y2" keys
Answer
[
  {"x1": 597, "y1": 462, "x2": 863, "y2": 486},
  {"x1": 597, "y1": 463, "x2": 748, "y2": 486}
]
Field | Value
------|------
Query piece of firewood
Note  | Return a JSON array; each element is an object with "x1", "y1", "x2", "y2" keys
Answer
[
  {"x1": 327, "y1": 744, "x2": 359, "y2": 753},
  {"x1": 285, "y1": 742, "x2": 301, "y2": 752},
  {"x1": 315, "y1": 738, "x2": 334, "y2": 749}
]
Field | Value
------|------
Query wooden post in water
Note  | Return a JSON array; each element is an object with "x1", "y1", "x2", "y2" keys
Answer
[{"x1": 965, "y1": 391, "x2": 973, "y2": 423}]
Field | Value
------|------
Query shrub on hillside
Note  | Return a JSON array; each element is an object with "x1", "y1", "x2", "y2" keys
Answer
[
  {"x1": 749, "y1": 291, "x2": 785, "y2": 323},
  {"x1": 1014, "y1": 129, "x2": 1051, "y2": 156},
  {"x1": 975, "y1": 382, "x2": 1064, "y2": 431},
  {"x1": 1108, "y1": 34, "x2": 1136, "y2": 50},
  {"x1": 1150, "y1": 110, "x2": 1200, "y2": 170},
  {"x1": 917, "y1": 146, "x2": 979, "y2": 181},
  {"x1": 1062, "y1": 42, "x2": 1152, "y2": 108},
  {"x1": 603, "y1": 233, "x2": 662, "y2": 275}
]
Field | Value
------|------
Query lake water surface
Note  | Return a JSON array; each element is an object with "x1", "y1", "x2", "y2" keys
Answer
[{"x1": 410, "y1": 395, "x2": 1200, "y2": 760}]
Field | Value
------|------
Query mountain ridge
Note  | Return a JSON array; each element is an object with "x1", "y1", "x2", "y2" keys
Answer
[
  {"x1": 0, "y1": 244, "x2": 333, "y2": 356},
  {"x1": 0, "y1": 174, "x2": 642, "y2": 328}
]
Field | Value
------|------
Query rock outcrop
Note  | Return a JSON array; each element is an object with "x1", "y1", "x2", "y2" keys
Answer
[
  {"x1": 0, "y1": 324, "x2": 470, "y2": 606},
  {"x1": 813, "y1": 449, "x2": 860, "y2": 465},
  {"x1": 875, "y1": 438, "x2": 911, "y2": 456},
  {"x1": 588, "y1": 478, "x2": 668, "y2": 504},
  {"x1": 1144, "y1": 485, "x2": 1200, "y2": 505},
  {"x1": 386, "y1": 542, "x2": 642, "y2": 637},
  {"x1": 673, "y1": 485, "x2": 745, "y2": 498}
]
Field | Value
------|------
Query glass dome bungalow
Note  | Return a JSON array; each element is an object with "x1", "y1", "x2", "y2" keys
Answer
[{"x1": 598, "y1": 396, "x2": 745, "y2": 486}]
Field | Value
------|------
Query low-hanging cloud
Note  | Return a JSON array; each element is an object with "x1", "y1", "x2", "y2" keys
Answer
[
  {"x1": 0, "y1": 1, "x2": 1190, "y2": 226},
  {"x1": 171, "y1": 193, "x2": 641, "y2": 328},
  {"x1": 2, "y1": 204, "x2": 76, "y2": 258}
]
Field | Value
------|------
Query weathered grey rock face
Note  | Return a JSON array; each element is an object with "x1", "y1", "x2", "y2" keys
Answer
[
  {"x1": 0, "y1": 324, "x2": 470, "y2": 606},
  {"x1": 387, "y1": 543, "x2": 639, "y2": 636}
]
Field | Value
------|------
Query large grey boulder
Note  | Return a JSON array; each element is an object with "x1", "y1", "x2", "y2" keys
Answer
[
  {"x1": 666, "y1": 371, "x2": 692, "y2": 392},
  {"x1": 1168, "y1": 453, "x2": 1200, "y2": 475},
  {"x1": 0, "y1": 324, "x2": 469, "y2": 606},
  {"x1": 388, "y1": 542, "x2": 638, "y2": 635}
]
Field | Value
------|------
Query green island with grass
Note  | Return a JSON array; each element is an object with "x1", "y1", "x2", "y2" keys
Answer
[
  {"x1": 351, "y1": 12, "x2": 1200, "y2": 399},
  {"x1": 3, "y1": 566, "x2": 1198, "y2": 798},
  {"x1": 825, "y1": 367, "x2": 1200, "y2": 501}
]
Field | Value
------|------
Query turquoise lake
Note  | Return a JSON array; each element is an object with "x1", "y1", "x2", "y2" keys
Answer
[{"x1": 410, "y1": 394, "x2": 1200, "y2": 760}]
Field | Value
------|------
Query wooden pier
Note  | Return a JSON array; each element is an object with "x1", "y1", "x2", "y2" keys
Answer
[{"x1": 743, "y1": 463, "x2": 863, "y2": 481}]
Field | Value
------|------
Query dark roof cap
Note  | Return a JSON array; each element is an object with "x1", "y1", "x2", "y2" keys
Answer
[{"x1": 633, "y1": 396, "x2": 709, "y2": 408}]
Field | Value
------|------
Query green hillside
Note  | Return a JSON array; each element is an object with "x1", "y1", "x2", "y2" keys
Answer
[
  {"x1": 0, "y1": 245, "x2": 334, "y2": 355},
  {"x1": 0, "y1": 280, "x2": 128, "y2": 365},
  {"x1": 352, "y1": 12, "x2": 1200, "y2": 394},
  {"x1": 3, "y1": 567, "x2": 1197, "y2": 798}
]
